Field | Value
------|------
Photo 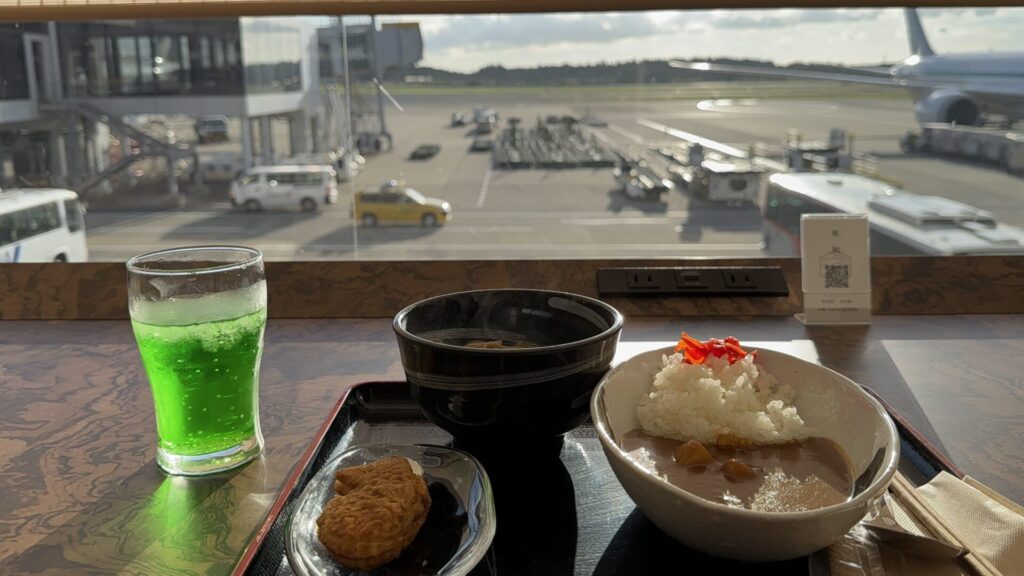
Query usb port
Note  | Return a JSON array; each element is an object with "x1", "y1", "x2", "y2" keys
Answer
[{"x1": 675, "y1": 271, "x2": 706, "y2": 288}]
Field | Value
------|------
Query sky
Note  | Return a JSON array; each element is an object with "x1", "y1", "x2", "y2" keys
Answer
[{"x1": 373, "y1": 8, "x2": 1024, "y2": 72}]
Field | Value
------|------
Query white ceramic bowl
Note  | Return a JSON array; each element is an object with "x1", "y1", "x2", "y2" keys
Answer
[{"x1": 591, "y1": 346, "x2": 899, "y2": 561}]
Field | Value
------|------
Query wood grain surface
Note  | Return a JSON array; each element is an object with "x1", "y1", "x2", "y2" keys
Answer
[
  {"x1": 0, "y1": 319, "x2": 403, "y2": 576},
  {"x1": 1, "y1": 315, "x2": 1021, "y2": 574},
  {"x1": 2, "y1": 255, "x2": 1022, "y2": 320},
  {"x1": 884, "y1": 339, "x2": 1024, "y2": 503}
]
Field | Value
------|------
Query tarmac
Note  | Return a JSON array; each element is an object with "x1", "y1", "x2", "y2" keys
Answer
[{"x1": 83, "y1": 88, "x2": 1024, "y2": 261}]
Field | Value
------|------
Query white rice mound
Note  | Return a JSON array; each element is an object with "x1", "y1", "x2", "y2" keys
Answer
[{"x1": 637, "y1": 352, "x2": 809, "y2": 444}]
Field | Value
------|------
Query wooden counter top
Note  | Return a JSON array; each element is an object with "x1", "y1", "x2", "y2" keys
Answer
[{"x1": 1, "y1": 315, "x2": 1021, "y2": 574}]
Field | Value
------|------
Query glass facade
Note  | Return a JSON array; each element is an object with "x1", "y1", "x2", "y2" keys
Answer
[
  {"x1": 0, "y1": 131, "x2": 52, "y2": 187},
  {"x1": 241, "y1": 19, "x2": 303, "y2": 94},
  {"x1": 0, "y1": 24, "x2": 43, "y2": 100},
  {"x1": 58, "y1": 20, "x2": 244, "y2": 97},
  {"x1": 345, "y1": 27, "x2": 372, "y2": 79}
]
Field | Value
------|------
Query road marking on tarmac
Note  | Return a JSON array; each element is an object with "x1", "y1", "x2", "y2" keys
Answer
[
  {"x1": 608, "y1": 124, "x2": 646, "y2": 144},
  {"x1": 90, "y1": 242, "x2": 764, "y2": 256},
  {"x1": 476, "y1": 168, "x2": 493, "y2": 208},
  {"x1": 562, "y1": 217, "x2": 691, "y2": 226}
]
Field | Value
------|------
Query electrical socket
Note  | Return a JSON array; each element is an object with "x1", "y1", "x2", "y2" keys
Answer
[
  {"x1": 597, "y1": 267, "x2": 788, "y2": 297},
  {"x1": 723, "y1": 271, "x2": 756, "y2": 289},
  {"x1": 626, "y1": 270, "x2": 659, "y2": 289}
]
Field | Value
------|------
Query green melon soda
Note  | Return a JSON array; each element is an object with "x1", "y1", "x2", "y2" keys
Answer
[{"x1": 132, "y1": 282, "x2": 266, "y2": 471}]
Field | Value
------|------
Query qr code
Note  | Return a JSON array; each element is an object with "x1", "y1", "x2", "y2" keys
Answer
[{"x1": 824, "y1": 264, "x2": 850, "y2": 289}]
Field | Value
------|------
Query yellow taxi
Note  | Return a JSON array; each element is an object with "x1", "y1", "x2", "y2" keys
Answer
[{"x1": 354, "y1": 181, "x2": 451, "y2": 227}]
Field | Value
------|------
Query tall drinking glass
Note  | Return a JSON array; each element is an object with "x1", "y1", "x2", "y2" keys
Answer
[{"x1": 127, "y1": 246, "x2": 267, "y2": 476}]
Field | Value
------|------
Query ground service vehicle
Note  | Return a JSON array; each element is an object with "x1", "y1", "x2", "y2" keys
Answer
[{"x1": 0, "y1": 188, "x2": 88, "y2": 263}]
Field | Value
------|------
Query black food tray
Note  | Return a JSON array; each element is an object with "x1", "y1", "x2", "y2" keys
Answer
[{"x1": 234, "y1": 381, "x2": 960, "y2": 576}]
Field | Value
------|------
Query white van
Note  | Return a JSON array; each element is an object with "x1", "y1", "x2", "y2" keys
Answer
[
  {"x1": 0, "y1": 188, "x2": 88, "y2": 263},
  {"x1": 230, "y1": 165, "x2": 338, "y2": 212}
]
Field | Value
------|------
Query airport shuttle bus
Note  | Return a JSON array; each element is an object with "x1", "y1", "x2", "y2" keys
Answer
[
  {"x1": 0, "y1": 189, "x2": 88, "y2": 263},
  {"x1": 762, "y1": 173, "x2": 1024, "y2": 256}
]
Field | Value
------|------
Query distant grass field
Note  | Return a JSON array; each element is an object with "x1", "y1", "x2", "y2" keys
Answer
[{"x1": 379, "y1": 81, "x2": 902, "y2": 102}]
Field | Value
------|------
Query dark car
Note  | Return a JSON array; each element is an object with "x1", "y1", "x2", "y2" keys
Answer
[
  {"x1": 409, "y1": 144, "x2": 441, "y2": 160},
  {"x1": 469, "y1": 137, "x2": 493, "y2": 152}
]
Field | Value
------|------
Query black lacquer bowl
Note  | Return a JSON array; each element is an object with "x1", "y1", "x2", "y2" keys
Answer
[{"x1": 393, "y1": 289, "x2": 623, "y2": 448}]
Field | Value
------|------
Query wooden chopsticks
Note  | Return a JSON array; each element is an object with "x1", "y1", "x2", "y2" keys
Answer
[{"x1": 889, "y1": 472, "x2": 1003, "y2": 576}]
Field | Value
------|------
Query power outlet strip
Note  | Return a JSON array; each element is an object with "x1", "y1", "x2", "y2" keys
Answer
[{"x1": 597, "y1": 267, "x2": 789, "y2": 297}]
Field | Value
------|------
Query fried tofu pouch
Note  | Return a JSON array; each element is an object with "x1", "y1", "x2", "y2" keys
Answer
[{"x1": 316, "y1": 456, "x2": 431, "y2": 572}]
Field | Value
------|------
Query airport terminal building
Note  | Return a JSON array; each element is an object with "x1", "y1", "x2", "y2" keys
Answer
[
  {"x1": 0, "y1": 19, "x2": 420, "y2": 194},
  {"x1": 317, "y1": 21, "x2": 423, "y2": 81}
]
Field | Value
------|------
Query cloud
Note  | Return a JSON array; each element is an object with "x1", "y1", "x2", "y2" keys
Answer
[
  {"x1": 418, "y1": 9, "x2": 894, "y2": 56},
  {"x1": 704, "y1": 8, "x2": 884, "y2": 29},
  {"x1": 421, "y1": 13, "x2": 658, "y2": 52},
  {"x1": 921, "y1": 7, "x2": 999, "y2": 19},
  {"x1": 402, "y1": 8, "x2": 1024, "y2": 72}
]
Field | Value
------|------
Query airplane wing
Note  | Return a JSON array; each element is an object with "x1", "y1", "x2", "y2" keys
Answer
[{"x1": 669, "y1": 60, "x2": 933, "y2": 89}]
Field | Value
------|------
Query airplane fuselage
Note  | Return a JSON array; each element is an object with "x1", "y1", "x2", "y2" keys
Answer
[
  {"x1": 894, "y1": 53, "x2": 1024, "y2": 84},
  {"x1": 892, "y1": 53, "x2": 1024, "y2": 123}
]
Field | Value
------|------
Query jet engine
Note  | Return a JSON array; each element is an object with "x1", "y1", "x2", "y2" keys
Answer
[{"x1": 914, "y1": 90, "x2": 982, "y2": 125}]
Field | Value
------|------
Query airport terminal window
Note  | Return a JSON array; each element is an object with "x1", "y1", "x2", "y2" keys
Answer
[
  {"x1": 0, "y1": 26, "x2": 30, "y2": 100},
  {"x1": 86, "y1": 37, "x2": 111, "y2": 97},
  {"x1": 242, "y1": 20, "x2": 303, "y2": 94},
  {"x1": 137, "y1": 37, "x2": 155, "y2": 91},
  {"x1": 199, "y1": 38, "x2": 211, "y2": 68},
  {"x1": 213, "y1": 39, "x2": 226, "y2": 69},
  {"x1": 1, "y1": 8, "x2": 1023, "y2": 262},
  {"x1": 116, "y1": 37, "x2": 140, "y2": 94},
  {"x1": 57, "y1": 21, "x2": 243, "y2": 97},
  {"x1": 153, "y1": 36, "x2": 182, "y2": 92},
  {"x1": 179, "y1": 36, "x2": 192, "y2": 91}
]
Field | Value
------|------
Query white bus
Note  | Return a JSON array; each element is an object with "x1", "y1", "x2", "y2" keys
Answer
[
  {"x1": 0, "y1": 189, "x2": 89, "y2": 263},
  {"x1": 762, "y1": 173, "x2": 1024, "y2": 256}
]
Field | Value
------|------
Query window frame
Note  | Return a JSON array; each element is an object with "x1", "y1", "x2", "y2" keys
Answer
[{"x1": 0, "y1": 1, "x2": 1020, "y2": 321}]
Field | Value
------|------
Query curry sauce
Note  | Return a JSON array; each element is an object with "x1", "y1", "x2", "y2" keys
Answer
[{"x1": 621, "y1": 431, "x2": 853, "y2": 512}]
